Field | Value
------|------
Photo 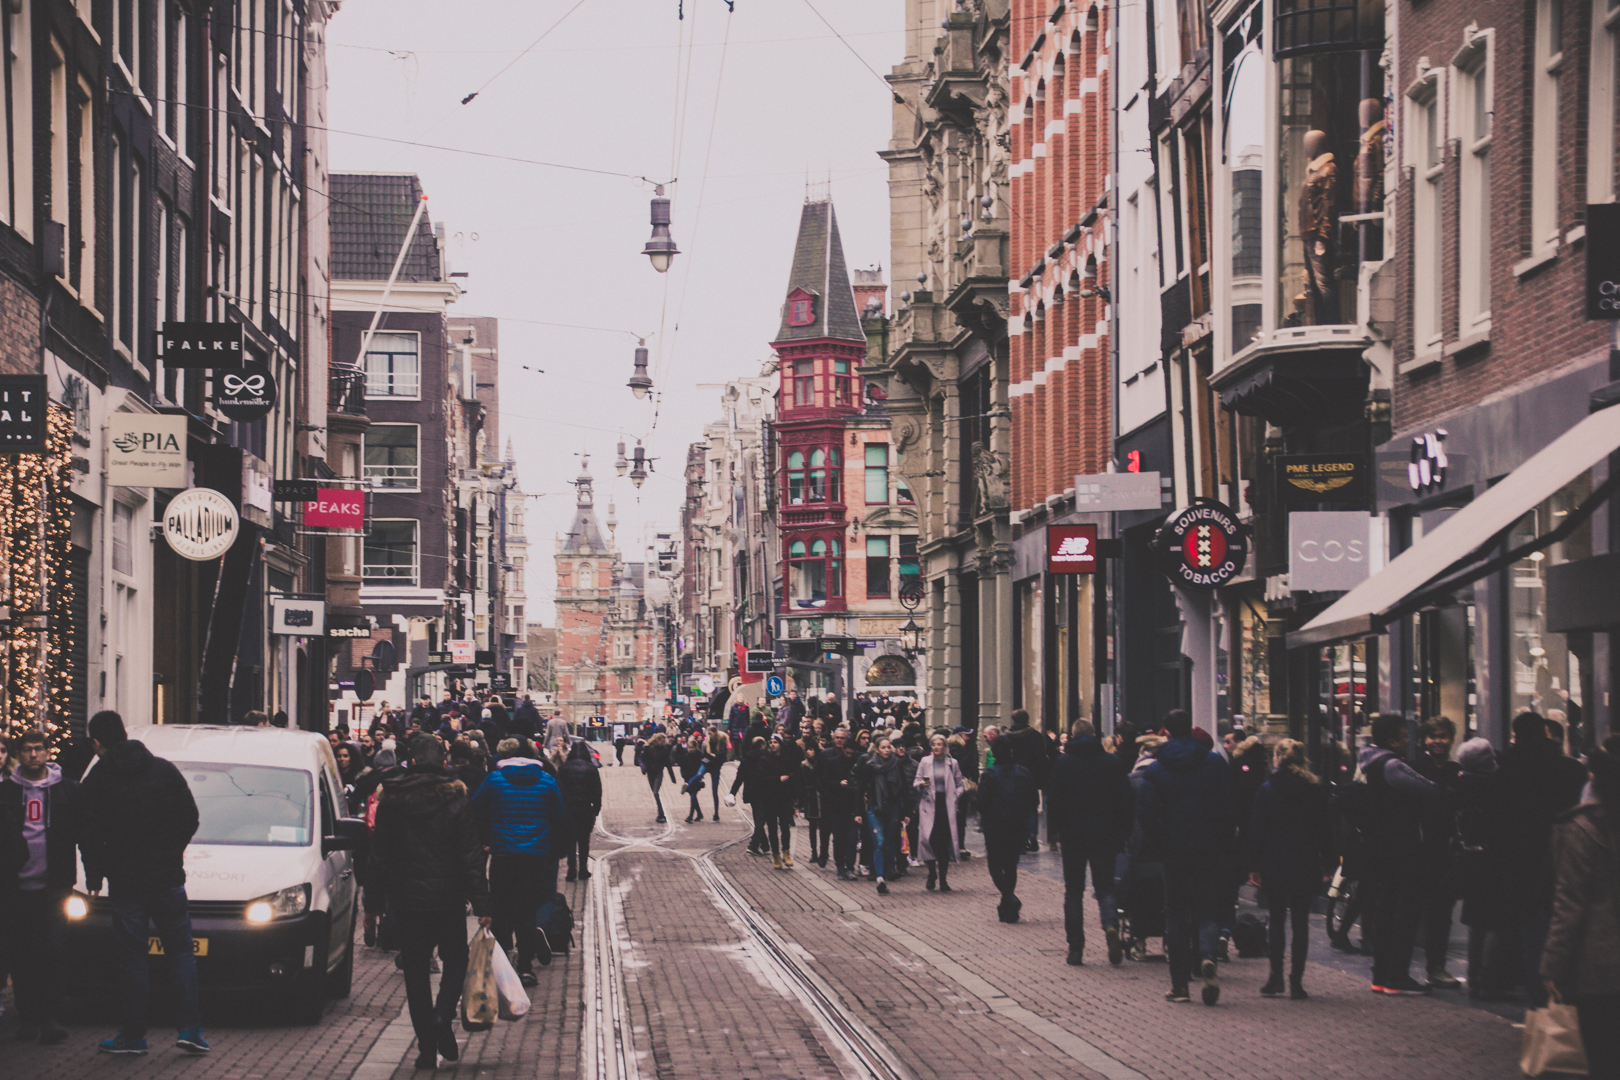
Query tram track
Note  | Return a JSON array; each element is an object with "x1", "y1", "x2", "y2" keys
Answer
[{"x1": 582, "y1": 784, "x2": 912, "y2": 1080}]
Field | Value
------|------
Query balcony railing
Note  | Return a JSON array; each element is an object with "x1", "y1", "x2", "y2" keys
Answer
[
  {"x1": 330, "y1": 368, "x2": 367, "y2": 415},
  {"x1": 363, "y1": 463, "x2": 420, "y2": 490},
  {"x1": 362, "y1": 557, "x2": 418, "y2": 587}
]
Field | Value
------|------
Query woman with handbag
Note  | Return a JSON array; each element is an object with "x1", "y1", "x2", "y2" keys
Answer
[
  {"x1": 1540, "y1": 734, "x2": 1620, "y2": 1077},
  {"x1": 915, "y1": 733, "x2": 966, "y2": 892}
]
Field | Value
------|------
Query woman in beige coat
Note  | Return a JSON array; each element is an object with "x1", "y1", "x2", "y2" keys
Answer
[{"x1": 914, "y1": 733, "x2": 966, "y2": 892}]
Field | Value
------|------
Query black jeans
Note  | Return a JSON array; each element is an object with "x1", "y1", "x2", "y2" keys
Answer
[
  {"x1": 1061, "y1": 846, "x2": 1117, "y2": 949},
  {"x1": 1420, "y1": 857, "x2": 1457, "y2": 973},
  {"x1": 565, "y1": 814, "x2": 596, "y2": 877},
  {"x1": 749, "y1": 803, "x2": 769, "y2": 851},
  {"x1": 1576, "y1": 994, "x2": 1620, "y2": 1079},
  {"x1": 985, "y1": 831, "x2": 1024, "y2": 912},
  {"x1": 489, "y1": 855, "x2": 552, "y2": 972},
  {"x1": 2, "y1": 887, "x2": 67, "y2": 1026},
  {"x1": 1162, "y1": 853, "x2": 1222, "y2": 990},
  {"x1": 762, "y1": 806, "x2": 793, "y2": 856},
  {"x1": 1366, "y1": 855, "x2": 1425, "y2": 986},
  {"x1": 397, "y1": 910, "x2": 471, "y2": 1054},
  {"x1": 1266, "y1": 886, "x2": 1314, "y2": 981},
  {"x1": 708, "y1": 770, "x2": 723, "y2": 817},
  {"x1": 830, "y1": 811, "x2": 858, "y2": 872}
]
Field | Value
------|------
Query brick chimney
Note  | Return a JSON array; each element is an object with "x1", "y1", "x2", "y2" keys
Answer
[{"x1": 852, "y1": 266, "x2": 887, "y2": 320}]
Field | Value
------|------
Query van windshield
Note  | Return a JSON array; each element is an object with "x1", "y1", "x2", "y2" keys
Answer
[{"x1": 178, "y1": 762, "x2": 313, "y2": 846}]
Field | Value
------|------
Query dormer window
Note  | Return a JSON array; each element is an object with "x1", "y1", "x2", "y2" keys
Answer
[{"x1": 786, "y1": 287, "x2": 817, "y2": 327}]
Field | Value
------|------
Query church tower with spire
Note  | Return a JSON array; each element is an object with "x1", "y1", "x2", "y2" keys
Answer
[{"x1": 553, "y1": 456, "x2": 657, "y2": 729}]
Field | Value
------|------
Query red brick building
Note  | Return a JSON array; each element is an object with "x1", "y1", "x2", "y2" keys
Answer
[{"x1": 554, "y1": 461, "x2": 658, "y2": 730}]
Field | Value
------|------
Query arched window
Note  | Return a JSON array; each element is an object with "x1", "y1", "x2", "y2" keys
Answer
[
  {"x1": 808, "y1": 449, "x2": 826, "y2": 501},
  {"x1": 787, "y1": 451, "x2": 805, "y2": 504},
  {"x1": 788, "y1": 535, "x2": 842, "y2": 608},
  {"x1": 833, "y1": 359, "x2": 853, "y2": 405},
  {"x1": 829, "y1": 448, "x2": 842, "y2": 502},
  {"x1": 578, "y1": 563, "x2": 593, "y2": 590}
]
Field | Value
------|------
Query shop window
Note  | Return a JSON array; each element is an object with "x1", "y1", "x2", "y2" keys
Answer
[
  {"x1": 1507, "y1": 472, "x2": 1593, "y2": 736},
  {"x1": 865, "y1": 444, "x2": 889, "y2": 504},
  {"x1": 866, "y1": 535, "x2": 891, "y2": 597},
  {"x1": 364, "y1": 424, "x2": 420, "y2": 489},
  {"x1": 364, "y1": 331, "x2": 421, "y2": 398},
  {"x1": 1455, "y1": 36, "x2": 1493, "y2": 330},
  {"x1": 792, "y1": 359, "x2": 815, "y2": 407},
  {"x1": 362, "y1": 520, "x2": 418, "y2": 586},
  {"x1": 787, "y1": 450, "x2": 805, "y2": 504}
]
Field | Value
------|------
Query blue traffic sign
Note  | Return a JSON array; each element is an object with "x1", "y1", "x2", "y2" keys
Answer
[{"x1": 765, "y1": 675, "x2": 785, "y2": 697}]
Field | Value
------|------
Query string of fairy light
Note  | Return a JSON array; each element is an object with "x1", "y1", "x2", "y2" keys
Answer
[{"x1": 0, "y1": 406, "x2": 75, "y2": 744}]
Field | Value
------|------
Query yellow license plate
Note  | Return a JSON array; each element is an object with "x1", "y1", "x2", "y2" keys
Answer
[{"x1": 148, "y1": 937, "x2": 207, "y2": 957}]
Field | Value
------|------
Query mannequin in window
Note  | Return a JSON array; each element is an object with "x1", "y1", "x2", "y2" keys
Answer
[
  {"x1": 1295, "y1": 128, "x2": 1340, "y2": 324},
  {"x1": 1355, "y1": 99, "x2": 1385, "y2": 214}
]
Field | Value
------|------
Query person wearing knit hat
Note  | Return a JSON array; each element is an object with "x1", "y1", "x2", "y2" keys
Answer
[{"x1": 1456, "y1": 738, "x2": 1496, "y2": 775}]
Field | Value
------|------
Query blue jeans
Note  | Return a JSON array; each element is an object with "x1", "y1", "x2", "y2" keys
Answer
[
  {"x1": 869, "y1": 806, "x2": 901, "y2": 880},
  {"x1": 111, "y1": 886, "x2": 200, "y2": 1037}
]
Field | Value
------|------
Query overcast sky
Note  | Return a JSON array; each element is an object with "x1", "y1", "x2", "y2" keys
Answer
[{"x1": 325, "y1": 0, "x2": 906, "y2": 622}]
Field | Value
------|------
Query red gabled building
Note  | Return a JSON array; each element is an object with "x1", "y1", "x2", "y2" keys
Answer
[{"x1": 773, "y1": 198, "x2": 867, "y2": 615}]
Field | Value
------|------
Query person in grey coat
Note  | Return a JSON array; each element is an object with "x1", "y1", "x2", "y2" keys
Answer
[{"x1": 913, "y1": 733, "x2": 965, "y2": 892}]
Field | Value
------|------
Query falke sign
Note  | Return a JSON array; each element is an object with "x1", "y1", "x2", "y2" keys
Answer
[
  {"x1": 107, "y1": 413, "x2": 188, "y2": 487},
  {"x1": 159, "y1": 322, "x2": 245, "y2": 369},
  {"x1": 1276, "y1": 454, "x2": 1367, "y2": 505},
  {"x1": 0, "y1": 375, "x2": 47, "y2": 453},
  {"x1": 304, "y1": 488, "x2": 364, "y2": 529},
  {"x1": 1154, "y1": 500, "x2": 1249, "y2": 591},
  {"x1": 1047, "y1": 524, "x2": 1098, "y2": 574}
]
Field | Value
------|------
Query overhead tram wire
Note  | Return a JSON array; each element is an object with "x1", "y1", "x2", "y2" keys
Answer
[
  {"x1": 647, "y1": 0, "x2": 735, "y2": 441},
  {"x1": 458, "y1": 0, "x2": 594, "y2": 105}
]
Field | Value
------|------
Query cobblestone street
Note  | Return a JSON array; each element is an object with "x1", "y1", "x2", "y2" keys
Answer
[{"x1": 0, "y1": 762, "x2": 1529, "y2": 1079}]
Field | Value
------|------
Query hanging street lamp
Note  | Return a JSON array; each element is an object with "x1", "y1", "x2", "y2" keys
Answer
[
  {"x1": 615, "y1": 441, "x2": 629, "y2": 476},
  {"x1": 641, "y1": 186, "x2": 680, "y2": 273},
  {"x1": 628, "y1": 341, "x2": 652, "y2": 399}
]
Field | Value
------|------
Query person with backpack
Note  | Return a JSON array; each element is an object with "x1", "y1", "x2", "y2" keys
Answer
[
  {"x1": 1355, "y1": 713, "x2": 1439, "y2": 996},
  {"x1": 1248, "y1": 739, "x2": 1332, "y2": 1000},
  {"x1": 978, "y1": 735, "x2": 1041, "y2": 921},
  {"x1": 1047, "y1": 721, "x2": 1134, "y2": 965},
  {"x1": 471, "y1": 739, "x2": 568, "y2": 987}
]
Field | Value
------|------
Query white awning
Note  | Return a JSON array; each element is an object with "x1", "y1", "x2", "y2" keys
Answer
[{"x1": 1290, "y1": 404, "x2": 1620, "y2": 648}]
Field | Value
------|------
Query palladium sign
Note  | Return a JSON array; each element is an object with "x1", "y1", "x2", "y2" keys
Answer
[{"x1": 163, "y1": 487, "x2": 239, "y2": 561}]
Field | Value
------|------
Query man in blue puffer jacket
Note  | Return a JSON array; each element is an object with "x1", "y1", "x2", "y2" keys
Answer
[
  {"x1": 1137, "y1": 709, "x2": 1235, "y2": 1008},
  {"x1": 472, "y1": 739, "x2": 569, "y2": 984}
]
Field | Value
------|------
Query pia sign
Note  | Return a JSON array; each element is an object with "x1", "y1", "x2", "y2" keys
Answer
[{"x1": 1047, "y1": 524, "x2": 1098, "y2": 574}]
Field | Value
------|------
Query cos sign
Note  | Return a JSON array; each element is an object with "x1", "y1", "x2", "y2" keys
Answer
[{"x1": 1154, "y1": 500, "x2": 1249, "y2": 590}]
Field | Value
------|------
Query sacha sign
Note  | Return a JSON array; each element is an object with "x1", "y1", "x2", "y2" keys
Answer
[
  {"x1": 1154, "y1": 500, "x2": 1249, "y2": 590},
  {"x1": 1047, "y1": 524, "x2": 1098, "y2": 574},
  {"x1": 304, "y1": 488, "x2": 364, "y2": 529}
]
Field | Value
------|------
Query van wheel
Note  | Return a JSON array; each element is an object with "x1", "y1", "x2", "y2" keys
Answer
[
  {"x1": 329, "y1": 934, "x2": 354, "y2": 998},
  {"x1": 291, "y1": 965, "x2": 328, "y2": 1024}
]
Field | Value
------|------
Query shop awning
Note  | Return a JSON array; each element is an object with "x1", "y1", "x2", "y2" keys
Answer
[{"x1": 1288, "y1": 404, "x2": 1620, "y2": 649}]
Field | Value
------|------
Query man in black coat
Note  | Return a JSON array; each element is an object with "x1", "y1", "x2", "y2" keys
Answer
[
  {"x1": 1047, "y1": 721, "x2": 1134, "y2": 966},
  {"x1": 1002, "y1": 709, "x2": 1051, "y2": 853},
  {"x1": 1, "y1": 729, "x2": 89, "y2": 1043},
  {"x1": 978, "y1": 735, "x2": 1040, "y2": 923},
  {"x1": 371, "y1": 735, "x2": 491, "y2": 1068},
  {"x1": 1413, "y1": 716, "x2": 1463, "y2": 988},
  {"x1": 511, "y1": 695, "x2": 542, "y2": 740},
  {"x1": 818, "y1": 737, "x2": 862, "y2": 879},
  {"x1": 80, "y1": 711, "x2": 205, "y2": 1055}
]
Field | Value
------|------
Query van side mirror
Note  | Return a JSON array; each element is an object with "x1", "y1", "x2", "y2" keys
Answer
[{"x1": 323, "y1": 816, "x2": 367, "y2": 856}]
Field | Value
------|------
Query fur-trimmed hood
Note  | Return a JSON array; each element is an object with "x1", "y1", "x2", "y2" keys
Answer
[{"x1": 379, "y1": 769, "x2": 467, "y2": 815}]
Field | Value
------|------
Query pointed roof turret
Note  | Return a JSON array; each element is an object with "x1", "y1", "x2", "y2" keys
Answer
[
  {"x1": 560, "y1": 456, "x2": 607, "y2": 555},
  {"x1": 775, "y1": 198, "x2": 864, "y2": 344}
]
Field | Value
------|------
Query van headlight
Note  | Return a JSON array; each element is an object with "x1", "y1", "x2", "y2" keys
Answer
[
  {"x1": 64, "y1": 893, "x2": 89, "y2": 920},
  {"x1": 245, "y1": 884, "x2": 311, "y2": 924}
]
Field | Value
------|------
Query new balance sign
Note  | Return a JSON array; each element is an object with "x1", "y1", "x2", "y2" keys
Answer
[{"x1": 1047, "y1": 524, "x2": 1098, "y2": 574}]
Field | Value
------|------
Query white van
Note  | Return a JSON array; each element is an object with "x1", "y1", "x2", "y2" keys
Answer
[{"x1": 64, "y1": 726, "x2": 366, "y2": 1023}]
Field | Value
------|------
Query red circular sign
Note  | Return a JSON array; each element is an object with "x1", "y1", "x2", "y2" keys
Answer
[
  {"x1": 1181, "y1": 522, "x2": 1228, "y2": 571},
  {"x1": 1156, "y1": 501, "x2": 1248, "y2": 590}
]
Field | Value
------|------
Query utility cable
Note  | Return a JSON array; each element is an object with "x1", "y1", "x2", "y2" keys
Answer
[{"x1": 459, "y1": 0, "x2": 594, "y2": 105}]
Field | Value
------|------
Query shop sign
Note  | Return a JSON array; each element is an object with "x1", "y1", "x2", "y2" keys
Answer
[
  {"x1": 108, "y1": 413, "x2": 187, "y2": 487},
  {"x1": 327, "y1": 616, "x2": 373, "y2": 639},
  {"x1": 0, "y1": 375, "x2": 47, "y2": 453},
  {"x1": 475, "y1": 650, "x2": 495, "y2": 670},
  {"x1": 305, "y1": 487, "x2": 364, "y2": 529},
  {"x1": 1288, "y1": 512, "x2": 1375, "y2": 592},
  {"x1": 818, "y1": 635, "x2": 858, "y2": 655},
  {"x1": 490, "y1": 672, "x2": 511, "y2": 691},
  {"x1": 163, "y1": 487, "x2": 239, "y2": 561},
  {"x1": 271, "y1": 598, "x2": 326, "y2": 635},
  {"x1": 1276, "y1": 454, "x2": 1367, "y2": 505},
  {"x1": 1154, "y1": 500, "x2": 1248, "y2": 591},
  {"x1": 1047, "y1": 524, "x2": 1099, "y2": 574},
  {"x1": 213, "y1": 359, "x2": 278, "y2": 422},
  {"x1": 159, "y1": 321, "x2": 245, "y2": 369},
  {"x1": 1408, "y1": 430, "x2": 1449, "y2": 494},
  {"x1": 1587, "y1": 203, "x2": 1620, "y2": 318},
  {"x1": 744, "y1": 649, "x2": 776, "y2": 673},
  {"x1": 450, "y1": 640, "x2": 475, "y2": 665},
  {"x1": 273, "y1": 479, "x2": 319, "y2": 502},
  {"x1": 1073, "y1": 470, "x2": 1165, "y2": 511}
]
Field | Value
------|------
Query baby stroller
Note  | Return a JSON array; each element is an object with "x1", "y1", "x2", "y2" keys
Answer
[{"x1": 1119, "y1": 852, "x2": 1166, "y2": 960}]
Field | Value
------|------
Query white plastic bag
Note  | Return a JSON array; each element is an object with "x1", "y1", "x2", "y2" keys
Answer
[
  {"x1": 490, "y1": 940, "x2": 531, "y2": 1020},
  {"x1": 724, "y1": 793, "x2": 736, "y2": 807}
]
